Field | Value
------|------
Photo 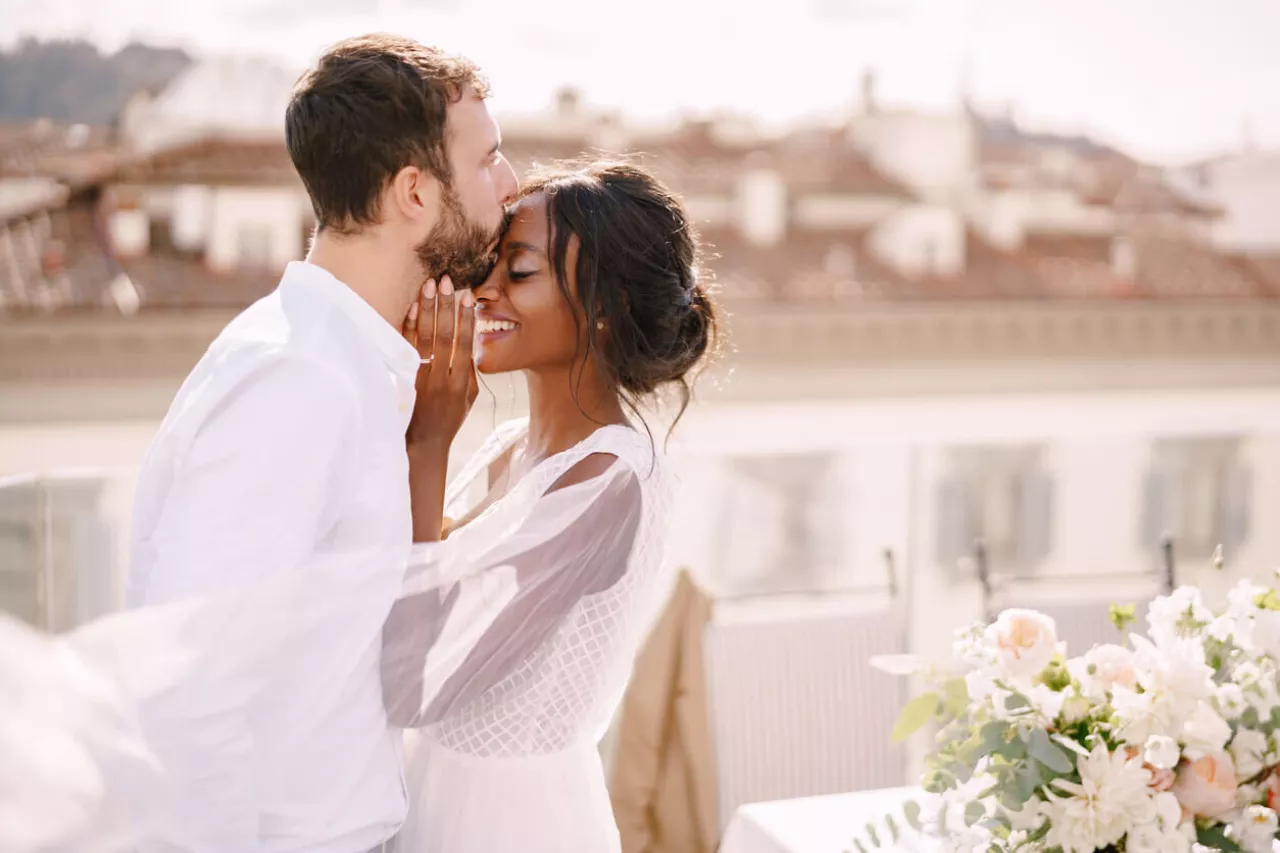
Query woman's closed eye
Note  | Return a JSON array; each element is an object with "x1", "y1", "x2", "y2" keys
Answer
[{"x1": 508, "y1": 267, "x2": 537, "y2": 281}]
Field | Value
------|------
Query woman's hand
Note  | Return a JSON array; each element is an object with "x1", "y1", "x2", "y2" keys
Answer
[
  {"x1": 403, "y1": 275, "x2": 479, "y2": 451},
  {"x1": 402, "y1": 275, "x2": 479, "y2": 542}
]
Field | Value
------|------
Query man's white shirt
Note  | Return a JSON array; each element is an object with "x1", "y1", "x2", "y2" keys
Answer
[{"x1": 127, "y1": 261, "x2": 420, "y2": 853}]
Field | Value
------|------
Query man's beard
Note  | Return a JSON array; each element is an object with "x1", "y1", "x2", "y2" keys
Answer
[{"x1": 414, "y1": 184, "x2": 501, "y2": 289}]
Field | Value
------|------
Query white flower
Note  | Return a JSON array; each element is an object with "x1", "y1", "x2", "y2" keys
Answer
[
  {"x1": 964, "y1": 666, "x2": 998, "y2": 703},
  {"x1": 987, "y1": 609, "x2": 1058, "y2": 680},
  {"x1": 1148, "y1": 587, "x2": 1214, "y2": 648},
  {"x1": 1006, "y1": 797, "x2": 1044, "y2": 832},
  {"x1": 1026, "y1": 683, "x2": 1066, "y2": 721},
  {"x1": 953, "y1": 622, "x2": 996, "y2": 667},
  {"x1": 1255, "y1": 609, "x2": 1280, "y2": 659},
  {"x1": 1154, "y1": 790, "x2": 1184, "y2": 830},
  {"x1": 1060, "y1": 691, "x2": 1093, "y2": 725},
  {"x1": 1114, "y1": 635, "x2": 1215, "y2": 745},
  {"x1": 1113, "y1": 684, "x2": 1175, "y2": 745},
  {"x1": 1238, "y1": 783, "x2": 1263, "y2": 808},
  {"x1": 1228, "y1": 581, "x2": 1269, "y2": 619},
  {"x1": 1181, "y1": 702, "x2": 1233, "y2": 759},
  {"x1": 1131, "y1": 634, "x2": 1215, "y2": 708},
  {"x1": 1231, "y1": 729, "x2": 1270, "y2": 780},
  {"x1": 1068, "y1": 643, "x2": 1137, "y2": 701},
  {"x1": 1127, "y1": 822, "x2": 1192, "y2": 853},
  {"x1": 1233, "y1": 805, "x2": 1279, "y2": 853},
  {"x1": 1042, "y1": 745, "x2": 1158, "y2": 853},
  {"x1": 1144, "y1": 735, "x2": 1182, "y2": 771},
  {"x1": 1216, "y1": 683, "x2": 1248, "y2": 721}
]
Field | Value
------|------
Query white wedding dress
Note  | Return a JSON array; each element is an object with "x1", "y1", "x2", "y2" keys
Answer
[{"x1": 383, "y1": 418, "x2": 675, "y2": 853}]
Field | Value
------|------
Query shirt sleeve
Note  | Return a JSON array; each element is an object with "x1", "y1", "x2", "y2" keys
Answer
[
  {"x1": 133, "y1": 353, "x2": 360, "y2": 852},
  {"x1": 381, "y1": 458, "x2": 644, "y2": 729}
]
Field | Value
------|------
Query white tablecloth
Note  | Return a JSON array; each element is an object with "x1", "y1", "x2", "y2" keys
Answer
[{"x1": 720, "y1": 787, "x2": 940, "y2": 853}]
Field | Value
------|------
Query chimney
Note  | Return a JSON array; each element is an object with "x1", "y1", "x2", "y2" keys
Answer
[
  {"x1": 861, "y1": 68, "x2": 878, "y2": 115},
  {"x1": 108, "y1": 207, "x2": 150, "y2": 260},
  {"x1": 1111, "y1": 236, "x2": 1136, "y2": 279},
  {"x1": 555, "y1": 87, "x2": 582, "y2": 117},
  {"x1": 736, "y1": 167, "x2": 787, "y2": 247}
]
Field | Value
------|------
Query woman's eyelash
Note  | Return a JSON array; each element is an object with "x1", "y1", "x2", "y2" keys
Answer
[{"x1": 508, "y1": 270, "x2": 534, "y2": 280}]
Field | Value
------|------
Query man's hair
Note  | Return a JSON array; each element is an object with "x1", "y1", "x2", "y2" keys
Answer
[{"x1": 285, "y1": 34, "x2": 489, "y2": 234}]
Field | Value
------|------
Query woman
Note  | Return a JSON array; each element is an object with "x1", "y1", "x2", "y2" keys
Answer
[{"x1": 380, "y1": 161, "x2": 718, "y2": 853}]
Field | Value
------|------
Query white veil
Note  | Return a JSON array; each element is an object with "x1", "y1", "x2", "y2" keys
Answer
[{"x1": 0, "y1": 451, "x2": 653, "y2": 852}]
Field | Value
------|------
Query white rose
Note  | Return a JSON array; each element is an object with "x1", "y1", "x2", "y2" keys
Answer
[
  {"x1": 1234, "y1": 805, "x2": 1279, "y2": 853},
  {"x1": 1144, "y1": 735, "x2": 1181, "y2": 771},
  {"x1": 987, "y1": 609, "x2": 1058, "y2": 680},
  {"x1": 1181, "y1": 702, "x2": 1232, "y2": 759},
  {"x1": 1231, "y1": 730, "x2": 1270, "y2": 780}
]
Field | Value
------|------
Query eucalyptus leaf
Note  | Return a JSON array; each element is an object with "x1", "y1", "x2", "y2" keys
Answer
[
  {"x1": 891, "y1": 692, "x2": 940, "y2": 743},
  {"x1": 1027, "y1": 727, "x2": 1073, "y2": 774},
  {"x1": 902, "y1": 801, "x2": 923, "y2": 832}
]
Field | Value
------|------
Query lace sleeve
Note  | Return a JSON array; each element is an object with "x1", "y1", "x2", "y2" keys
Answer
[{"x1": 381, "y1": 455, "x2": 643, "y2": 728}]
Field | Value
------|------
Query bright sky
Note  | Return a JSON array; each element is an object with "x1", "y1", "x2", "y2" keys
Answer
[{"x1": 3, "y1": 0, "x2": 1278, "y2": 164}]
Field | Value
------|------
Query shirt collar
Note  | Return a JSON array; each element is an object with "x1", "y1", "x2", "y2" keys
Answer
[{"x1": 281, "y1": 261, "x2": 421, "y2": 381}]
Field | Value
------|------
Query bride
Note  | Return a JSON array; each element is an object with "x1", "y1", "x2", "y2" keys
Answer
[{"x1": 380, "y1": 160, "x2": 717, "y2": 853}]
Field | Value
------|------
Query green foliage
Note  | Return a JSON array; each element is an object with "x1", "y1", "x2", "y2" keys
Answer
[
  {"x1": 1108, "y1": 602, "x2": 1137, "y2": 633},
  {"x1": 1196, "y1": 822, "x2": 1244, "y2": 852},
  {"x1": 891, "y1": 691, "x2": 940, "y2": 743}
]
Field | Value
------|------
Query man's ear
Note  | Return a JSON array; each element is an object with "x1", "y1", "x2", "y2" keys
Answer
[{"x1": 388, "y1": 165, "x2": 442, "y2": 225}]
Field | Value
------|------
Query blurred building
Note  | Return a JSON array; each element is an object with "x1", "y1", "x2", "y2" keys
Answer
[{"x1": 2, "y1": 59, "x2": 1279, "y2": 662}]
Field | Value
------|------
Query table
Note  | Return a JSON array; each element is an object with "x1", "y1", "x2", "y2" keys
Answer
[{"x1": 720, "y1": 787, "x2": 940, "y2": 853}]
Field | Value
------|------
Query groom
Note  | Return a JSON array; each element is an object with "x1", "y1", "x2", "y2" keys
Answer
[{"x1": 126, "y1": 34, "x2": 517, "y2": 852}]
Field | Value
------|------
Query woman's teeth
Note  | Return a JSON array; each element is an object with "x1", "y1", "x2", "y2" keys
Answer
[{"x1": 476, "y1": 319, "x2": 517, "y2": 334}]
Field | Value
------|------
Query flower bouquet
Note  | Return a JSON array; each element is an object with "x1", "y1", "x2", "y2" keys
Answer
[{"x1": 863, "y1": 579, "x2": 1280, "y2": 853}]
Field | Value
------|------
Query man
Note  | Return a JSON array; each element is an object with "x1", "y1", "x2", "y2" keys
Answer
[{"x1": 126, "y1": 33, "x2": 517, "y2": 852}]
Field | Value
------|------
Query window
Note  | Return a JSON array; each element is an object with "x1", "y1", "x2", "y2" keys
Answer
[
  {"x1": 1141, "y1": 438, "x2": 1250, "y2": 561},
  {"x1": 237, "y1": 222, "x2": 274, "y2": 269},
  {"x1": 715, "y1": 452, "x2": 845, "y2": 594},
  {"x1": 936, "y1": 446, "x2": 1054, "y2": 575}
]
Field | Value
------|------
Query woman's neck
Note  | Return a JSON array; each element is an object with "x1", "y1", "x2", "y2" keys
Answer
[{"x1": 523, "y1": 365, "x2": 628, "y2": 461}]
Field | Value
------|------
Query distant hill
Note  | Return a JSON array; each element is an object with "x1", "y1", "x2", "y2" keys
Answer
[{"x1": 0, "y1": 38, "x2": 192, "y2": 125}]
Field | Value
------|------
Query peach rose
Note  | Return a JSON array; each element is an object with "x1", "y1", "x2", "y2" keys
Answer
[
  {"x1": 1173, "y1": 752, "x2": 1238, "y2": 819},
  {"x1": 988, "y1": 609, "x2": 1058, "y2": 680}
]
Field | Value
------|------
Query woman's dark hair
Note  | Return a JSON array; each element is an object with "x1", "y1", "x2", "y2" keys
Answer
[{"x1": 519, "y1": 160, "x2": 719, "y2": 436}]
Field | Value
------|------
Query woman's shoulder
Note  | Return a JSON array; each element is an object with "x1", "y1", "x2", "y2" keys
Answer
[{"x1": 552, "y1": 424, "x2": 670, "y2": 492}]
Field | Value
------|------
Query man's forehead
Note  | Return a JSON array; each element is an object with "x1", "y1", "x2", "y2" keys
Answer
[{"x1": 446, "y1": 94, "x2": 500, "y2": 149}]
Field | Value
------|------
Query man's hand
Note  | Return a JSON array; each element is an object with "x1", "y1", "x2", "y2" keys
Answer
[{"x1": 403, "y1": 275, "x2": 479, "y2": 450}]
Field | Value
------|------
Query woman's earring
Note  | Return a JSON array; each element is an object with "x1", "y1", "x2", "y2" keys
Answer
[{"x1": 596, "y1": 321, "x2": 605, "y2": 330}]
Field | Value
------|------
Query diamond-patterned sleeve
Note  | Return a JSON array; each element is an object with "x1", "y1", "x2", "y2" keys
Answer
[{"x1": 380, "y1": 457, "x2": 643, "y2": 729}]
